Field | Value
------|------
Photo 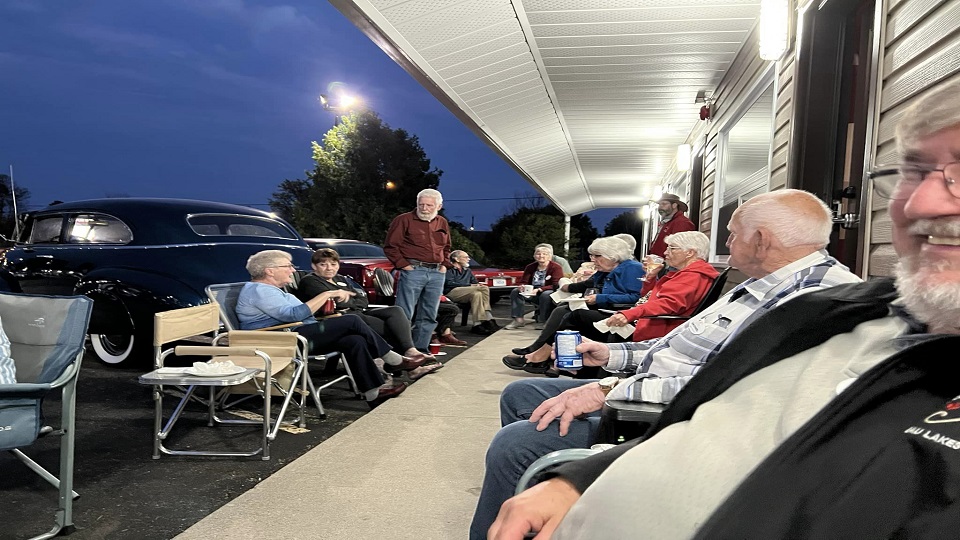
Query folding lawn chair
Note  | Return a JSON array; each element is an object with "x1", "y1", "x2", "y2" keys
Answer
[
  {"x1": 205, "y1": 283, "x2": 360, "y2": 417},
  {"x1": 0, "y1": 292, "x2": 93, "y2": 540}
]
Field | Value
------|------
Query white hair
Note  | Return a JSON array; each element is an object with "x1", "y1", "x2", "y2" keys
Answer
[
  {"x1": 665, "y1": 231, "x2": 710, "y2": 259},
  {"x1": 246, "y1": 250, "x2": 291, "y2": 279},
  {"x1": 417, "y1": 188, "x2": 443, "y2": 206},
  {"x1": 896, "y1": 79, "x2": 960, "y2": 158},
  {"x1": 587, "y1": 237, "x2": 634, "y2": 263},
  {"x1": 734, "y1": 189, "x2": 832, "y2": 248},
  {"x1": 533, "y1": 243, "x2": 554, "y2": 258},
  {"x1": 613, "y1": 234, "x2": 637, "y2": 253}
]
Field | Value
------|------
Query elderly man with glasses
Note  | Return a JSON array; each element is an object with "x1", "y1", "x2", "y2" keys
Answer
[
  {"x1": 488, "y1": 82, "x2": 960, "y2": 540},
  {"x1": 472, "y1": 189, "x2": 861, "y2": 539},
  {"x1": 443, "y1": 250, "x2": 501, "y2": 336}
]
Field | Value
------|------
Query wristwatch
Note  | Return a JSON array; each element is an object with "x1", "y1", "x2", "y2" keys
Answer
[{"x1": 598, "y1": 376, "x2": 621, "y2": 396}]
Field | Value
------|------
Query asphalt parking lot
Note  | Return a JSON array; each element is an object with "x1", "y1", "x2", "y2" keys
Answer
[{"x1": 4, "y1": 304, "x2": 508, "y2": 540}]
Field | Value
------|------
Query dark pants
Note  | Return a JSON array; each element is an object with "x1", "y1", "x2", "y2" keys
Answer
[
  {"x1": 295, "y1": 314, "x2": 391, "y2": 393},
  {"x1": 434, "y1": 301, "x2": 460, "y2": 335},
  {"x1": 356, "y1": 306, "x2": 415, "y2": 352}
]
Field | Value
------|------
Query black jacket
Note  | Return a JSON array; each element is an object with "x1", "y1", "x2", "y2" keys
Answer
[{"x1": 554, "y1": 279, "x2": 960, "y2": 538}]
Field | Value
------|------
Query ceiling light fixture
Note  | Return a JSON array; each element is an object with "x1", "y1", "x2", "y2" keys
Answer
[
  {"x1": 759, "y1": 0, "x2": 789, "y2": 61},
  {"x1": 676, "y1": 144, "x2": 692, "y2": 172}
]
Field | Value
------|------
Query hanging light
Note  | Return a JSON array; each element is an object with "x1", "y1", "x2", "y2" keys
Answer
[
  {"x1": 676, "y1": 144, "x2": 692, "y2": 172},
  {"x1": 759, "y1": 0, "x2": 789, "y2": 61}
]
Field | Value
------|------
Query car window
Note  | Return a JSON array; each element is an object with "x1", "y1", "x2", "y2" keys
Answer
[
  {"x1": 336, "y1": 244, "x2": 386, "y2": 258},
  {"x1": 67, "y1": 213, "x2": 134, "y2": 244},
  {"x1": 27, "y1": 215, "x2": 66, "y2": 244},
  {"x1": 187, "y1": 214, "x2": 298, "y2": 239}
]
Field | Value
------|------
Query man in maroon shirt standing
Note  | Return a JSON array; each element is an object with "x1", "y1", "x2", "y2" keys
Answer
[
  {"x1": 384, "y1": 188, "x2": 452, "y2": 353},
  {"x1": 649, "y1": 193, "x2": 696, "y2": 257}
]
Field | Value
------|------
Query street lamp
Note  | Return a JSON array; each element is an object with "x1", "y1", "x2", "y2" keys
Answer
[{"x1": 318, "y1": 92, "x2": 361, "y2": 124}]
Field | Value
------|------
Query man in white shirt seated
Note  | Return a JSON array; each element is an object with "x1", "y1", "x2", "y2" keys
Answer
[
  {"x1": 488, "y1": 79, "x2": 960, "y2": 540},
  {"x1": 469, "y1": 189, "x2": 862, "y2": 539}
]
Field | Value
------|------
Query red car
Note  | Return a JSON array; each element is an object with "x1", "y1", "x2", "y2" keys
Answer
[{"x1": 305, "y1": 238, "x2": 524, "y2": 304}]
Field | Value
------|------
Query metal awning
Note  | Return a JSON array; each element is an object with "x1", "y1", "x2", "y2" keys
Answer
[{"x1": 332, "y1": 0, "x2": 760, "y2": 215}]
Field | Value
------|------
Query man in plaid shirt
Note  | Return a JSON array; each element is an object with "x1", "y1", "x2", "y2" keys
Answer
[{"x1": 469, "y1": 189, "x2": 861, "y2": 540}]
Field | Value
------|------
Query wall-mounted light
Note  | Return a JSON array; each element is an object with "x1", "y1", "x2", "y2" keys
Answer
[
  {"x1": 676, "y1": 144, "x2": 692, "y2": 172},
  {"x1": 759, "y1": 0, "x2": 789, "y2": 61}
]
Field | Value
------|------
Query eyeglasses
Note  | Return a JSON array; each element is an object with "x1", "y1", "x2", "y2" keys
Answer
[
  {"x1": 665, "y1": 246, "x2": 685, "y2": 252},
  {"x1": 868, "y1": 161, "x2": 960, "y2": 200},
  {"x1": 270, "y1": 264, "x2": 296, "y2": 269}
]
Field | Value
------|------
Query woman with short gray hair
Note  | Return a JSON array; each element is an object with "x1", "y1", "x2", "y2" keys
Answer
[{"x1": 236, "y1": 250, "x2": 433, "y2": 407}]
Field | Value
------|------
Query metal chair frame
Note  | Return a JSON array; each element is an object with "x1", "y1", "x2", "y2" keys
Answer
[
  {"x1": 205, "y1": 282, "x2": 360, "y2": 419},
  {"x1": 0, "y1": 292, "x2": 93, "y2": 540}
]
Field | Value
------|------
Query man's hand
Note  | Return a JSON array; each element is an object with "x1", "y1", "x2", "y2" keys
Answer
[
  {"x1": 579, "y1": 339, "x2": 611, "y2": 367},
  {"x1": 488, "y1": 478, "x2": 581, "y2": 540},
  {"x1": 583, "y1": 294, "x2": 597, "y2": 305},
  {"x1": 402, "y1": 265, "x2": 414, "y2": 271},
  {"x1": 606, "y1": 313, "x2": 629, "y2": 327},
  {"x1": 529, "y1": 382, "x2": 606, "y2": 436}
]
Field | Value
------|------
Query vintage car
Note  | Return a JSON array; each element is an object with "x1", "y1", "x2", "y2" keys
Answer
[
  {"x1": 304, "y1": 238, "x2": 386, "y2": 259},
  {"x1": 0, "y1": 198, "x2": 313, "y2": 365},
  {"x1": 313, "y1": 240, "x2": 524, "y2": 304}
]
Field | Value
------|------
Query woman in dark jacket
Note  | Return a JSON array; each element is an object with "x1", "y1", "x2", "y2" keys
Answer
[
  {"x1": 504, "y1": 244, "x2": 565, "y2": 329},
  {"x1": 296, "y1": 249, "x2": 439, "y2": 371}
]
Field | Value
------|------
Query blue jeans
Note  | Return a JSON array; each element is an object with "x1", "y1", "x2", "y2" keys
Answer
[
  {"x1": 469, "y1": 378, "x2": 602, "y2": 540},
  {"x1": 394, "y1": 266, "x2": 444, "y2": 351}
]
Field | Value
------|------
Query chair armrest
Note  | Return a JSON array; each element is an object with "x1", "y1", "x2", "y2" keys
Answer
[
  {"x1": 603, "y1": 400, "x2": 665, "y2": 423},
  {"x1": 609, "y1": 303, "x2": 635, "y2": 310},
  {"x1": 256, "y1": 322, "x2": 303, "y2": 331},
  {"x1": 515, "y1": 448, "x2": 604, "y2": 495},
  {"x1": 0, "y1": 383, "x2": 53, "y2": 395},
  {"x1": 173, "y1": 345, "x2": 275, "y2": 357},
  {"x1": 367, "y1": 304, "x2": 391, "y2": 309}
]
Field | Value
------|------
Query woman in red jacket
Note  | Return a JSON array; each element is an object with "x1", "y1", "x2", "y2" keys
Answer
[{"x1": 606, "y1": 230, "x2": 718, "y2": 341}]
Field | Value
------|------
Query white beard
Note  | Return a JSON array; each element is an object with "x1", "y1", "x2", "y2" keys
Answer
[
  {"x1": 895, "y1": 256, "x2": 960, "y2": 333},
  {"x1": 416, "y1": 210, "x2": 438, "y2": 221}
]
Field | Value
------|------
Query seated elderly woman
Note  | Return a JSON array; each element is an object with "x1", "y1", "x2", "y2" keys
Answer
[
  {"x1": 554, "y1": 231, "x2": 718, "y2": 373},
  {"x1": 502, "y1": 236, "x2": 645, "y2": 373},
  {"x1": 295, "y1": 248, "x2": 442, "y2": 379},
  {"x1": 235, "y1": 250, "x2": 427, "y2": 407},
  {"x1": 504, "y1": 244, "x2": 565, "y2": 330}
]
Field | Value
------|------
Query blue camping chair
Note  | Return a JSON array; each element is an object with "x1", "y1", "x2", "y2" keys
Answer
[{"x1": 0, "y1": 292, "x2": 93, "y2": 539}]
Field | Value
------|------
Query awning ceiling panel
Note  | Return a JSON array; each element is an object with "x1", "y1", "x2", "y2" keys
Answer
[{"x1": 339, "y1": 0, "x2": 761, "y2": 215}]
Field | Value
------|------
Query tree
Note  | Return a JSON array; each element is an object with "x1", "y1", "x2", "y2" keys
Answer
[
  {"x1": 604, "y1": 210, "x2": 645, "y2": 259},
  {"x1": 485, "y1": 195, "x2": 597, "y2": 268},
  {"x1": 0, "y1": 174, "x2": 29, "y2": 240},
  {"x1": 449, "y1": 223, "x2": 485, "y2": 263},
  {"x1": 270, "y1": 111, "x2": 443, "y2": 243}
]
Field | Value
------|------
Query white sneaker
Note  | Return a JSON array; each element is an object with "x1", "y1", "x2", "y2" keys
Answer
[{"x1": 504, "y1": 321, "x2": 525, "y2": 330}]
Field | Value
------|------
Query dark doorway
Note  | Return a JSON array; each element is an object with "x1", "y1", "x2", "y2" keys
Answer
[{"x1": 788, "y1": 0, "x2": 876, "y2": 273}]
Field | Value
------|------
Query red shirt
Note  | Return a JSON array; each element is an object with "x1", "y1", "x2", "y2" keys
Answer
[
  {"x1": 649, "y1": 212, "x2": 696, "y2": 257},
  {"x1": 383, "y1": 211, "x2": 452, "y2": 269}
]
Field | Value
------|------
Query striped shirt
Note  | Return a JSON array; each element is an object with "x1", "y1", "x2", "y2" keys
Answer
[{"x1": 605, "y1": 251, "x2": 862, "y2": 403}]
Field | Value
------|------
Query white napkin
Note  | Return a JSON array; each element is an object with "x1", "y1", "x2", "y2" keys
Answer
[
  {"x1": 156, "y1": 367, "x2": 192, "y2": 375},
  {"x1": 567, "y1": 298, "x2": 589, "y2": 311},
  {"x1": 189, "y1": 360, "x2": 239, "y2": 375},
  {"x1": 550, "y1": 278, "x2": 578, "y2": 304},
  {"x1": 593, "y1": 319, "x2": 635, "y2": 339}
]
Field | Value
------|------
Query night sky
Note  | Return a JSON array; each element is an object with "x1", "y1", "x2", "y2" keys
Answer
[{"x1": 0, "y1": 0, "x2": 628, "y2": 231}]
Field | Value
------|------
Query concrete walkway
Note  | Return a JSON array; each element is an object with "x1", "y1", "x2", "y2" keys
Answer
[{"x1": 176, "y1": 326, "x2": 544, "y2": 540}]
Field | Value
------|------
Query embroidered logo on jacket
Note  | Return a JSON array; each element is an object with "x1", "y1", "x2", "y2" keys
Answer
[{"x1": 903, "y1": 395, "x2": 960, "y2": 451}]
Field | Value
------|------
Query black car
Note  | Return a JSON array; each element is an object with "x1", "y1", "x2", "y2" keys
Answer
[
  {"x1": 0, "y1": 198, "x2": 313, "y2": 365},
  {"x1": 303, "y1": 238, "x2": 386, "y2": 259}
]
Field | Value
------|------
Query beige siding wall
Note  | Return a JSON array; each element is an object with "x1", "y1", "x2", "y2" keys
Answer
[
  {"x1": 867, "y1": 0, "x2": 960, "y2": 277},
  {"x1": 693, "y1": 22, "x2": 771, "y2": 239}
]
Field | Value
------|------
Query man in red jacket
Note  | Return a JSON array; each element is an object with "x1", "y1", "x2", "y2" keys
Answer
[{"x1": 648, "y1": 193, "x2": 696, "y2": 257}]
